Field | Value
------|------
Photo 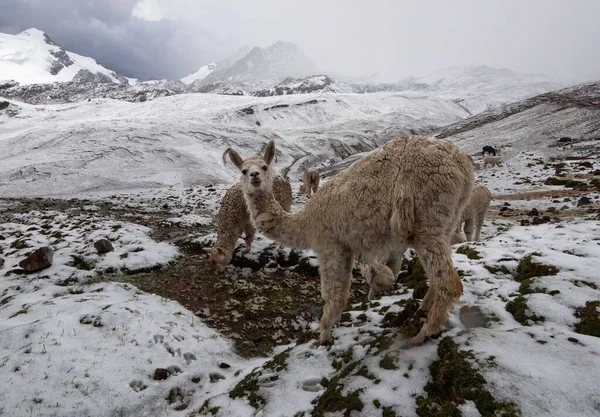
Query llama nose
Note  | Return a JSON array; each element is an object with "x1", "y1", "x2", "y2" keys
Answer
[{"x1": 250, "y1": 171, "x2": 259, "y2": 178}]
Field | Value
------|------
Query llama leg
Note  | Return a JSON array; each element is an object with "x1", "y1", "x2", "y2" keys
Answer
[
  {"x1": 385, "y1": 245, "x2": 407, "y2": 277},
  {"x1": 474, "y1": 214, "x2": 485, "y2": 241},
  {"x1": 450, "y1": 223, "x2": 464, "y2": 245},
  {"x1": 410, "y1": 236, "x2": 463, "y2": 346},
  {"x1": 317, "y1": 249, "x2": 353, "y2": 344},
  {"x1": 463, "y1": 218, "x2": 475, "y2": 241},
  {"x1": 242, "y1": 224, "x2": 256, "y2": 253}
]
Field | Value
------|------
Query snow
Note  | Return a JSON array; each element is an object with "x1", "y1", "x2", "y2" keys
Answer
[
  {"x1": 0, "y1": 92, "x2": 468, "y2": 198},
  {"x1": 181, "y1": 63, "x2": 217, "y2": 85},
  {"x1": 0, "y1": 28, "x2": 122, "y2": 85}
]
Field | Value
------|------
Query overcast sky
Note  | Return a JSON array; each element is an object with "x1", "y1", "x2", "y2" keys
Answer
[{"x1": 1, "y1": 0, "x2": 599, "y2": 82}]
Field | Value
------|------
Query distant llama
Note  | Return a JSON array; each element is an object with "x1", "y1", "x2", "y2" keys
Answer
[
  {"x1": 222, "y1": 135, "x2": 474, "y2": 345},
  {"x1": 302, "y1": 170, "x2": 320, "y2": 198},
  {"x1": 452, "y1": 184, "x2": 492, "y2": 244},
  {"x1": 482, "y1": 145, "x2": 496, "y2": 156}
]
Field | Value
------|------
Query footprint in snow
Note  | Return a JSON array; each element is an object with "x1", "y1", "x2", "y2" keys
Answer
[
  {"x1": 129, "y1": 379, "x2": 148, "y2": 392},
  {"x1": 183, "y1": 352, "x2": 197, "y2": 364},
  {"x1": 301, "y1": 377, "x2": 324, "y2": 393}
]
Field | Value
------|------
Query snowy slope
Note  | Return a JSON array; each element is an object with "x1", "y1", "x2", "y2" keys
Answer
[
  {"x1": 0, "y1": 92, "x2": 469, "y2": 197},
  {"x1": 436, "y1": 80, "x2": 600, "y2": 159},
  {"x1": 181, "y1": 63, "x2": 216, "y2": 85},
  {"x1": 0, "y1": 28, "x2": 124, "y2": 85}
]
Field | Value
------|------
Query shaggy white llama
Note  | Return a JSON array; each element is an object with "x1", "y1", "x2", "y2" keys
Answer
[
  {"x1": 223, "y1": 135, "x2": 474, "y2": 345},
  {"x1": 483, "y1": 156, "x2": 502, "y2": 169},
  {"x1": 209, "y1": 177, "x2": 292, "y2": 270}
]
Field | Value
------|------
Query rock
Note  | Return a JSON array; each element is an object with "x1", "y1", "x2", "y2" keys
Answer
[
  {"x1": 209, "y1": 372, "x2": 226, "y2": 383},
  {"x1": 153, "y1": 368, "x2": 170, "y2": 381},
  {"x1": 219, "y1": 362, "x2": 231, "y2": 369},
  {"x1": 94, "y1": 239, "x2": 114, "y2": 254},
  {"x1": 548, "y1": 290, "x2": 561, "y2": 296},
  {"x1": 542, "y1": 216, "x2": 551, "y2": 222},
  {"x1": 567, "y1": 337, "x2": 580, "y2": 344},
  {"x1": 532, "y1": 217, "x2": 544, "y2": 225},
  {"x1": 520, "y1": 219, "x2": 530, "y2": 226},
  {"x1": 577, "y1": 196, "x2": 592, "y2": 206},
  {"x1": 503, "y1": 202, "x2": 511, "y2": 206},
  {"x1": 527, "y1": 208, "x2": 540, "y2": 217},
  {"x1": 0, "y1": 100, "x2": 9, "y2": 110},
  {"x1": 0, "y1": 257, "x2": 4, "y2": 268},
  {"x1": 499, "y1": 206, "x2": 508, "y2": 212},
  {"x1": 19, "y1": 247, "x2": 53, "y2": 272},
  {"x1": 546, "y1": 207, "x2": 557, "y2": 213}
]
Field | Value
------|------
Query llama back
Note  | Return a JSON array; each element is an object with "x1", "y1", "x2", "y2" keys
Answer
[{"x1": 273, "y1": 176, "x2": 293, "y2": 212}]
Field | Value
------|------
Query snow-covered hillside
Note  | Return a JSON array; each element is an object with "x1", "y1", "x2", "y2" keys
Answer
[
  {"x1": 0, "y1": 29, "x2": 126, "y2": 85},
  {"x1": 0, "y1": 92, "x2": 468, "y2": 197},
  {"x1": 436, "y1": 80, "x2": 600, "y2": 158}
]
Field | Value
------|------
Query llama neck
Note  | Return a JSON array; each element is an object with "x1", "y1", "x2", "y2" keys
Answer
[{"x1": 246, "y1": 190, "x2": 311, "y2": 249}]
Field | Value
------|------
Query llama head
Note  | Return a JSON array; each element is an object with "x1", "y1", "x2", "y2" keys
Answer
[
  {"x1": 223, "y1": 140, "x2": 277, "y2": 196},
  {"x1": 209, "y1": 246, "x2": 231, "y2": 270}
]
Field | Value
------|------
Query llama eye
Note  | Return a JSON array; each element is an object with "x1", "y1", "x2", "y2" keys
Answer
[
  {"x1": 242, "y1": 169, "x2": 247, "y2": 175},
  {"x1": 261, "y1": 165, "x2": 268, "y2": 171}
]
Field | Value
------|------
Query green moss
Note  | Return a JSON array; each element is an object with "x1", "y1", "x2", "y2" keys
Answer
[
  {"x1": 397, "y1": 255, "x2": 428, "y2": 289},
  {"x1": 574, "y1": 300, "x2": 600, "y2": 337},
  {"x1": 382, "y1": 407, "x2": 398, "y2": 417},
  {"x1": 264, "y1": 347, "x2": 292, "y2": 372},
  {"x1": 506, "y1": 296, "x2": 545, "y2": 325},
  {"x1": 355, "y1": 366, "x2": 380, "y2": 383},
  {"x1": 572, "y1": 280, "x2": 598, "y2": 290},
  {"x1": 174, "y1": 239, "x2": 206, "y2": 255},
  {"x1": 342, "y1": 347, "x2": 354, "y2": 364},
  {"x1": 416, "y1": 338, "x2": 520, "y2": 417},
  {"x1": 311, "y1": 361, "x2": 364, "y2": 417},
  {"x1": 0, "y1": 295, "x2": 15, "y2": 306},
  {"x1": 10, "y1": 239, "x2": 28, "y2": 250},
  {"x1": 412, "y1": 281, "x2": 429, "y2": 300},
  {"x1": 229, "y1": 370, "x2": 265, "y2": 409},
  {"x1": 379, "y1": 354, "x2": 398, "y2": 370},
  {"x1": 9, "y1": 307, "x2": 29, "y2": 318},
  {"x1": 340, "y1": 312, "x2": 352, "y2": 323},
  {"x1": 381, "y1": 299, "x2": 420, "y2": 328},
  {"x1": 515, "y1": 254, "x2": 558, "y2": 282},
  {"x1": 484, "y1": 264, "x2": 511, "y2": 275},
  {"x1": 518, "y1": 278, "x2": 547, "y2": 295},
  {"x1": 71, "y1": 255, "x2": 94, "y2": 271},
  {"x1": 456, "y1": 245, "x2": 482, "y2": 260}
]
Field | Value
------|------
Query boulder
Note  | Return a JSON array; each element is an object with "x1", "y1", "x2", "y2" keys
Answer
[
  {"x1": 19, "y1": 247, "x2": 53, "y2": 272},
  {"x1": 94, "y1": 239, "x2": 114, "y2": 254}
]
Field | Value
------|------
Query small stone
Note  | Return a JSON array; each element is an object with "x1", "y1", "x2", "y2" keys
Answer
[
  {"x1": 577, "y1": 196, "x2": 592, "y2": 207},
  {"x1": 153, "y1": 368, "x2": 170, "y2": 381},
  {"x1": 499, "y1": 206, "x2": 508, "y2": 212},
  {"x1": 532, "y1": 217, "x2": 544, "y2": 225},
  {"x1": 548, "y1": 290, "x2": 561, "y2": 296},
  {"x1": 19, "y1": 247, "x2": 53, "y2": 272},
  {"x1": 567, "y1": 337, "x2": 580, "y2": 344},
  {"x1": 542, "y1": 216, "x2": 551, "y2": 222},
  {"x1": 528, "y1": 208, "x2": 540, "y2": 217},
  {"x1": 191, "y1": 376, "x2": 202, "y2": 383},
  {"x1": 520, "y1": 219, "x2": 530, "y2": 226},
  {"x1": 219, "y1": 362, "x2": 231, "y2": 369},
  {"x1": 503, "y1": 202, "x2": 511, "y2": 206},
  {"x1": 561, "y1": 205, "x2": 570, "y2": 210},
  {"x1": 563, "y1": 198, "x2": 571, "y2": 202},
  {"x1": 209, "y1": 372, "x2": 226, "y2": 383},
  {"x1": 0, "y1": 257, "x2": 4, "y2": 268},
  {"x1": 94, "y1": 239, "x2": 114, "y2": 254},
  {"x1": 0, "y1": 101, "x2": 9, "y2": 110},
  {"x1": 546, "y1": 207, "x2": 557, "y2": 213}
]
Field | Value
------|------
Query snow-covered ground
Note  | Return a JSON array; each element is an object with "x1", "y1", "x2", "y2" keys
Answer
[
  {"x1": 0, "y1": 92, "x2": 468, "y2": 197},
  {"x1": 1, "y1": 146, "x2": 599, "y2": 416}
]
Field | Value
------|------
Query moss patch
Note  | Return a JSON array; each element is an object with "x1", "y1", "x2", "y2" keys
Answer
[
  {"x1": 484, "y1": 264, "x2": 511, "y2": 276},
  {"x1": 574, "y1": 300, "x2": 600, "y2": 337},
  {"x1": 416, "y1": 337, "x2": 520, "y2": 417},
  {"x1": 397, "y1": 255, "x2": 428, "y2": 289},
  {"x1": 515, "y1": 254, "x2": 558, "y2": 282},
  {"x1": 456, "y1": 245, "x2": 482, "y2": 260},
  {"x1": 506, "y1": 296, "x2": 545, "y2": 325},
  {"x1": 518, "y1": 278, "x2": 547, "y2": 295},
  {"x1": 311, "y1": 361, "x2": 364, "y2": 417}
]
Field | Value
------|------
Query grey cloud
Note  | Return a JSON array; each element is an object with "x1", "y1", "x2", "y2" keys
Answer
[{"x1": 1, "y1": 0, "x2": 599, "y2": 83}]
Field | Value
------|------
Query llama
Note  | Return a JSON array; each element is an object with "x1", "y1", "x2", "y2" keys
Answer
[
  {"x1": 209, "y1": 176, "x2": 292, "y2": 270},
  {"x1": 222, "y1": 135, "x2": 474, "y2": 345},
  {"x1": 482, "y1": 145, "x2": 496, "y2": 156},
  {"x1": 483, "y1": 156, "x2": 502, "y2": 169},
  {"x1": 302, "y1": 170, "x2": 320, "y2": 198},
  {"x1": 359, "y1": 261, "x2": 396, "y2": 301},
  {"x1": 466, "y1": 154, "x2": 481, "y2": 171},
  {"x1": 452, "y1": 184, "x2": 492, "y2": 244}
]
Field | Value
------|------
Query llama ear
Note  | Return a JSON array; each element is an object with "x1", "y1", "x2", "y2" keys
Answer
[
  {"x1": 263, "y1": 140, "x2": 276, "y2": 166},
  {"x1": 222, "y1": 148, "x2": 244, "y2": 170}
]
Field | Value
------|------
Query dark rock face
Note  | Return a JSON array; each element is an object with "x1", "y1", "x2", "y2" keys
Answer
[
  {"x1": 0, "y1": 101, "x2": 9, "y2": 110},
  {"x1": 0, "y1": 257, "x2": 5, "y2": 268},
  {"x1": 94, "y1": 239, "x2": 114, "y2": 254},
  {"x1": 19, "y1": 247, "x2": 53, "y2": 272},
  {"x1": 49, "y1": 49, "x2": 75, "y2": 75}
]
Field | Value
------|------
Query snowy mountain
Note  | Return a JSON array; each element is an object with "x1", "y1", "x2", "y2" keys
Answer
[
  {"x1": 0, "y1": 28, "x2": 127, "y2": 85},
  {"x1": 201, "y1": 41, "x2": 316, "y2": 85},
  {"x1": 180, "y1": 63, "x2": 216, "y2": 85}
]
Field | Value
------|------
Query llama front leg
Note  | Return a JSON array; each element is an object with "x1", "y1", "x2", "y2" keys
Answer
[
  {"x1": 242, "y1": 224, "x2": 256, "y2": 254},
  {"x1": 463, "y1": 218, "x2": 475, "y2": 242},
  {"x1": 317, "y1": 249, "x2": 353, "y2": 345},
  {"x1": 474, "y1": 214, "x2": 485, "y2": 241},
  {"x1": 410, "y1": 236, "x2": 463, "y2": 346}
]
